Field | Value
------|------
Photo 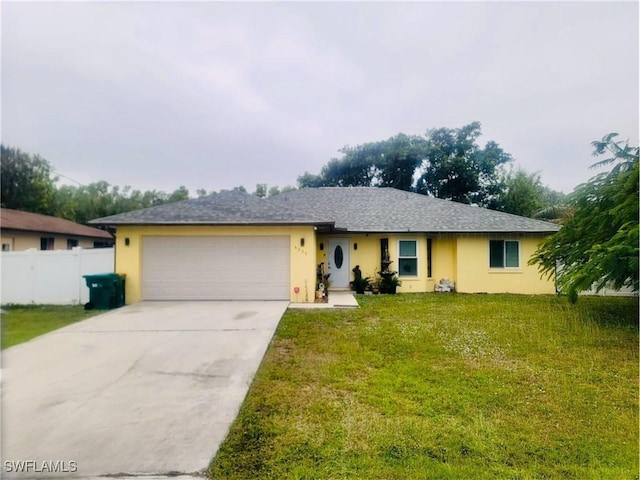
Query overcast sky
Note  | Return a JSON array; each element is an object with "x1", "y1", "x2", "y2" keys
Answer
[{"x1": 2, "y1": 1, "x2": 638, "y2": 196}]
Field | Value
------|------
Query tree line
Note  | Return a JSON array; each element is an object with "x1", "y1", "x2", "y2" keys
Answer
[
  {"x1": 0, "y1": 145, "x2": 304, "y2": 224},
  {"x1": 1, "y1": 145, "x2": 187, "y2": 224},
  {"x1": 1, "y1": 122, "x2": 566, "y2": 224},
  {"x1": 298, "y1": 122, "x2": 566, "y2": 218}
]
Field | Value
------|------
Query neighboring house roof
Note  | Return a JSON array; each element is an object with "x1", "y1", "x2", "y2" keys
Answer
[
  {"x1": 1, "y1": 208, "x2": 113, "y2": 239},
  {"x1": 269, "y1": 187, "x2": 561, "y2": 233},
  {"x1": 90, "y1": 187, "x2": 560, "y2": 234},
  {"x1": 89, "y1": 190, "x2": 334, "y2": 226}
]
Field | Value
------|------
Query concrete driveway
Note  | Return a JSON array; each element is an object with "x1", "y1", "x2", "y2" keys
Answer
[{"x1": 1, "y1": 301, "x2": 289, "y2": 479}]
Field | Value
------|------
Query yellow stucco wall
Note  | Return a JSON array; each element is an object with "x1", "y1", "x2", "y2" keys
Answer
[
  {"x1": 315, "y1": 232, "x2": 554, "y2": 295},
  {"x1": 116, "y1": 227, "x2": 555, "y2": 303},
  {"x1": 114, "y1": 225, "x2": 317, "y2": 304},
  {"x1": 316, "y1": 234, "x2": 384, "y2": 287},
  {"x1": 316, "y1": 233, "x2": 453, "y2": 293},
  {"x1": 430, "y1": 235, "x2": 457, "y2": 290},
  {"x1": 455, "y1": 235, "x2": 556, "y2": 294},
  {"x1": 315, "y1": 235, "x2": 381, "y2": 281},
  {"x1": 1, "y1": 230, "x2": 99, "y2": 251}
]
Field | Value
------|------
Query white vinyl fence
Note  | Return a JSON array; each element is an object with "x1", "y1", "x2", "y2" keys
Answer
[
  {"x1": 1, "y1": 247, "x2": 115, "y2": 305},
  {"x1": 583, "y1": 284, "x2": 637, "y2": 297}
]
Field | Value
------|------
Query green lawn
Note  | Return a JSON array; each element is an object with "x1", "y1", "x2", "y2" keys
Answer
[
  {"x1": 1, "y1": 305, "x2": 102, "y2": 349},
  {"x1": 209, "y1": 294, "x2": 639, "y2": 480}
]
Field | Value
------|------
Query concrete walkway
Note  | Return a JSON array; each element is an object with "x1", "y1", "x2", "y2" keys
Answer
[
  {"x1": 288, "y1": 291, "x2": 360, "y2": 309},
  {"x1": 1, "y1": 301, "x2": 288, "y2": 479}
]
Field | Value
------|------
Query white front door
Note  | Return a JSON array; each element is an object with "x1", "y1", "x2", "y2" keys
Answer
[{"x1": 327, "y1": 238, "x2": 350, "y2": 288}]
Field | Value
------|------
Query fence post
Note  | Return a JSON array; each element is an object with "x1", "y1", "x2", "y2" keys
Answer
[
  {"x1": 26, "y1": 248, "x2": 37, "y2": 304},
  {"x1": 73, "y1": 246, "x2": 83, "y2": 305}
]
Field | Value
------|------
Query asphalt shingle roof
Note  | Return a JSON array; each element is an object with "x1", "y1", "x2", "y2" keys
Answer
[
  {"x1": 89, "y1": 190, "x2": 332, "y2": 226},
  {"x1": 90, "y1": 187, "x2": 560, "y2": 234},
  {"x1": 269, "y1": 187, "x2": 561, "y2": 233},
  {"x1": 1, "y1": 208, "x2": 113, "y2": 239}
]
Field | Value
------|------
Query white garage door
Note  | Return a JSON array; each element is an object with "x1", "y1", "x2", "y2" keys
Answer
[{"x1": 142, "y1": 236, "x2": 290, "y2": 300}]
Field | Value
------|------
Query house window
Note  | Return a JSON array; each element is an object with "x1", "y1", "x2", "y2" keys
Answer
[
  {"x1": 489, "y1": 240, "x2": 520, "y2": 268},
  {"x1": 398, "y1": 240, "x2": 418, "y2": 276},
  {"x1": 427, "y1": 238, "x2": 433, "y2": 278},
  {"x1": 2, "y1": 243, "x2": 10, "y2": 252},
  {"x1": 67, "y1": 239, "x2": 79, "y2": 249},
  {"x1": 40, "y1": 237, "x2": 54, "y2": 250}
]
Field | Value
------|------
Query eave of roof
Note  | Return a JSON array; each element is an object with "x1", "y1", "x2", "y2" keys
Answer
[
  {"x1": 1, "y1": 208, "x2": 113, "y2": 239},
  {"x1": 91, "y1": 221, "x2": 334, "y2": 227},
  {"x1": 334, "y1": 229, "x2": 556, "y2": 234}
]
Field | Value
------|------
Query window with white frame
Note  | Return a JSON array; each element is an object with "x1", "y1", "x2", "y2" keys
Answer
[
  {"x1": 489, "y1": 240, "x2": 520, "y2": 268},
  {"x1": 398, "y1": 240, "x2": 418, "y2": 276}
]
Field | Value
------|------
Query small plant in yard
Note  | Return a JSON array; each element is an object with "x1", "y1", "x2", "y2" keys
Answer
[
  {"x1": 378, "y1": 274, "x2": 401, "y2": 294},
  {"x1": 352, "y1": 275, "x2": 370, "y2": 294},
  {"x1": 209, "y1": 294, "x2": 639, "y2": 480}
]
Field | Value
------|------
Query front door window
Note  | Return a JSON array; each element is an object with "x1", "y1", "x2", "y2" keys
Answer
[{"x1": 334, "y1": 245, "x2": 344, "y2": 268}]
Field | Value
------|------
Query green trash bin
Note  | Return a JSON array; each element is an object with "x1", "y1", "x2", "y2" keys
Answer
[{"x1": 83, "y1": 273, "x2": 126, "y2": 310}]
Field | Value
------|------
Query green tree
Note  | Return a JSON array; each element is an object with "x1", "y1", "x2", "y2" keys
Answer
[
  {"x1": 298, "y1": 123, "x2": 512, "y2": 207},
  {"x1": 416, "y1": 123, "x2": 512, "y2": 207},
  {"x1": 529, "y1": 134, "x2": 639, "y2": 301},
  {"x1": 249, "y1": 184, "x2": 296, "y2": 198},
  {"x1": 499, "y1": 169, "x2": 544, "y2": 217},
  {"x1": 254, "y1": 184, "x2": 268, "y2": 198},
  {"x1": 299, "y1": 134, "x2": 427, "y2": 190},
  {"x1": 372, "y1": 134, "x2": 427, "y2": 191},
  {"x1": 1, "y1": 145, "x2": 58, "y2": 214},
  {"x1": 297, "y1": 171, "x2": 324, "y2": 188},
  {"x1": 498, "y1": 169, "x2": 565, "y2": 218},
  {"x1": 51, "y1": 184, "x2": 79, "y2": 220},
  {"x1": 2, "y1": 145, "x2": 206, "y2": 223},
  {"x1": 267, "y1": 185, "x2": 281, "y2": 197},
  {"x1": 532, "y1": 187, "x2": 571, "y2": 224},
  {"x1": 317, "y1": 153, "x2": 377, "y2": 187},
  {"x1": 267, "y1": 185, "x2": 296, "y2": 197},
  {"x1": 60, "y1": 181, "x2": 117, "y2": 224},
  {"x1": 51, "y1": 181, "x2": 191, "y2": 224},
  {"x1": 167, "y1": 186, "x2": 189, "y2": 203}
]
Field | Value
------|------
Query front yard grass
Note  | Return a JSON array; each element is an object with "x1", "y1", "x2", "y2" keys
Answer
[
  {"x1": 210, "y1": 294, "x2": 639, "y2": 480},
  {"x1": 1, "y1": 305, "x2": 102, "y2": 349}
]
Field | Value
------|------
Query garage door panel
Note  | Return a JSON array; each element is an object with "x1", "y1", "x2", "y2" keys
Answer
[{"x1": 142, "y1": 236, "x2": 290, "y2": 300}]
